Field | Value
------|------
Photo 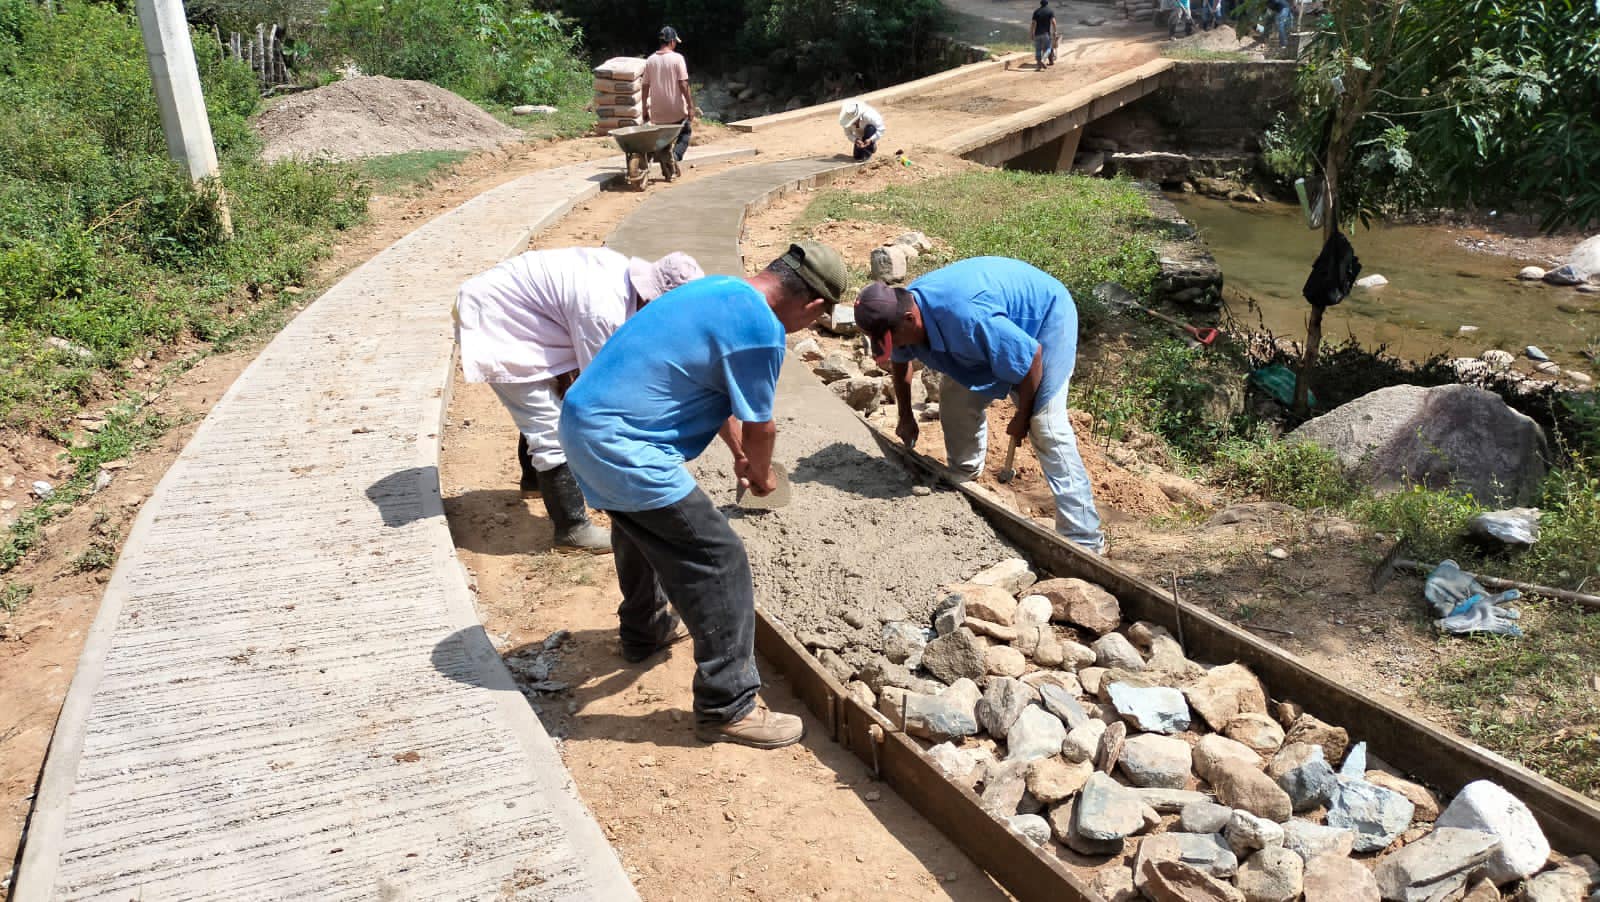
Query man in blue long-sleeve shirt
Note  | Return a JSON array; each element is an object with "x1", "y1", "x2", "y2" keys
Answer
[{"x1": 855, "y1": 257, "x2": 1105, "y2": 553}]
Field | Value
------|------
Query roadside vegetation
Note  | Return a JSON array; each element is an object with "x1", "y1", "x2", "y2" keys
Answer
[{"x1": 798, "y1": 169, "x2": 1600, "y2": 796}]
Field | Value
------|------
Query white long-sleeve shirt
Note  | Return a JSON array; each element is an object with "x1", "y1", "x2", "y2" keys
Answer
[
  {"x1": 454, "y1": 247, "x2": 637, "y2": 383},
  {"x1": 844, "y1": 103, "x2": 887, "y2": 143}
]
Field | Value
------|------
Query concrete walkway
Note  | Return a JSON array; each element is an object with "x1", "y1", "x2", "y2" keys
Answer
[
  {"x1": 607, "y1": 157, "x2": 854, "y2": 273},
  {"x1": 13, "y1": 146, "x2": 751, "y2": 901}
]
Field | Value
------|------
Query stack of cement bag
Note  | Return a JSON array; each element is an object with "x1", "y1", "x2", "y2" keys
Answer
[
  {"x1": 1119, "y1": 0, "x2": 1160, "y2": 20},
  {"x1": 593, "y1": 57, "x2": 646, "y2": 133}
]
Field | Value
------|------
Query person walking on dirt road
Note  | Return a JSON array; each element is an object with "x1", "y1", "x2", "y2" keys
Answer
[
  {"x1": 455, "y1": 247, "x2": 705, "y2": 552},
  {"x1": 1030, "y1": 0, "x2": 1058, "y2": 69},
  {"x1": 559, "y1": 241, "x2": 847, "y2": 749},
  {"x1": 855, "y1": 257, "x2": 1106, "y2": 554},
  {"x1": 642, "y1": 26, "x2": 696, "y2": 162}
]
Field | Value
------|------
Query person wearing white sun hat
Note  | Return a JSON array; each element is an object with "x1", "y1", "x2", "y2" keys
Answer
[
  {"x1": 839, "y1": 99, "x2": 886, "y2": 162},
  {"x1": 454, "y1": 247, "x2": 705, "y2": 551}
]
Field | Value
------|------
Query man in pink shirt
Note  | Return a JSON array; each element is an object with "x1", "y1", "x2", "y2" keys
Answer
[{"x1": 641, "y1": 26, "x2": 696, "y2": 162}]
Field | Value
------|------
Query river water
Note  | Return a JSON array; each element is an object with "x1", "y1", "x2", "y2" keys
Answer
[{"x1": 1168, "y1": 194, "x2": 1598, "y2": 370}]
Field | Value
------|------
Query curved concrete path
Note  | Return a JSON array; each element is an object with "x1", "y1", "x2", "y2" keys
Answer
[{"x1": 14, "y1": 146, "x2": 752, "y2": 901}]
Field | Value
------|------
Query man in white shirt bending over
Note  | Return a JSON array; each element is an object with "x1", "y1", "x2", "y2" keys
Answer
[
  {"x1": 642, "y1": 26, "x2": 696, "y2": 162},
  {"x1": 455, "y1": 247, "x2": 704, "y2": 552}
]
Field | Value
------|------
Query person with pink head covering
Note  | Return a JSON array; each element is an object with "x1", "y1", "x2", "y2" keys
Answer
[{"x1": 454, "y1": 247, "x2": 705, "y2": 551}]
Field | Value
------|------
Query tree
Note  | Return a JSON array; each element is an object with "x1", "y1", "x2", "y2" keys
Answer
[{"x1": 1261, "y1": 0, "x2": 1600, "y2": 415}]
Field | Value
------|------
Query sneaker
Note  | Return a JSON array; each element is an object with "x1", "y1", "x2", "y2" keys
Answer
[
  {"x1": 694, "y1": 702, "x2": 804, "y2": 749},
  {"x1": 619, "y1": 622, "x2": 691, "y2": 664}
]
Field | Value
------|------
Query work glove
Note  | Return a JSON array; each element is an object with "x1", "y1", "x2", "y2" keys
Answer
[
  {"x1": 1434, "y1": 592, "x2": 1524, "y2": 638},
  {"x1": 1424, "y1": 559, "x2": 1523, "y2": 637}
]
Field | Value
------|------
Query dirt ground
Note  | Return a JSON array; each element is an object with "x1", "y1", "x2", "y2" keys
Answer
[{"x1": 253, "y1": 75, "x2": 523, "y2": 161}]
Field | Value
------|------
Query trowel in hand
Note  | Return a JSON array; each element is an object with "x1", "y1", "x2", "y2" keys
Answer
[{"x1": 735, "y1": 462, "x2": 791, "y2": 511}]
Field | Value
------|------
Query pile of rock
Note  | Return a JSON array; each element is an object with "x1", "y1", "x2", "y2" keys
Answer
[
  {"x1": 819, "y1": 556, "x2": 1589, "y2": 901},
  {"x1": 796, "y1": 325, "x2": 943, "y2": 422},
  {"x1": 1516, "y1": 235, "x2": 1600, "y2": 291}
]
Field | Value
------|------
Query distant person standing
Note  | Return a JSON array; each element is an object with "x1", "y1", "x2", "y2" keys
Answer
[
  {"x1": 839, "y1": 100, "x2": 886, "y2": 161},
  {"x1": 1267, "y1": 0, "x2": 1291, "y2": 47},
  {"x1": 1198, "y1": 0, "x2": 1223, "y2": 29},
  {"x1": 642, "y1": 26, "x2": 696, "y2": 162},
  {"x1": 1168, "y1": 0, "x2": 1195, "y2": 37},
  {"x1": 1030, "y1": 0, "x2": 1057, "y2": 70}
]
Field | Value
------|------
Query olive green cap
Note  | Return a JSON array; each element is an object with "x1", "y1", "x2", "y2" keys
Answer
[{"x1": 781, "y1": 240, "x2": 848, "y2": 305}]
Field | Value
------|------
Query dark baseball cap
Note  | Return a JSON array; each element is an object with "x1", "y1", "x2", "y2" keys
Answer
[
  {"x1": 659, "y1": 25, "x2": 682, "y2": 43},
  {"x1": 855, "y1": 281, "x2": 903, "y2": 359}
]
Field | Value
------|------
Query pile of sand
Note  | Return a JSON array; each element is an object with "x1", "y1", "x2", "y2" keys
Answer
[{"x1": 253, "y1": 75, "x2": 522, "y2": 162}]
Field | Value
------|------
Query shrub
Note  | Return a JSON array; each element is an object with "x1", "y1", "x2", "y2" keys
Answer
[{"x1": 1210, "y1": 431, "x2": 1356, "y2": 510}]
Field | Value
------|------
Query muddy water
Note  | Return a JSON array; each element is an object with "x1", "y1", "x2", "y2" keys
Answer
[{"x1": 1170, "y1": 194, "x2": 1600, "y2": 369}]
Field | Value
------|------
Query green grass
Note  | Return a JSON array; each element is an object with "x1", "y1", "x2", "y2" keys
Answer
[
  {"x1": 1162, "y1": 47, "x2": 1252, "y2": 61},
  {"x1": 0, "y1": 582, "x2": 30, "y2": 613},
  {"x1": 356, "y1": 151, "x2": 469, "y2": 194},
  {"x1": 1425, "y1": 603, "x2": 1600, "y2": 799},
  {"x1": 488, "y1": 102, "x2": 597, "y2": 141},
  {"x1": 801, "y1": 170, "x2": 1165, "y2": 324}
]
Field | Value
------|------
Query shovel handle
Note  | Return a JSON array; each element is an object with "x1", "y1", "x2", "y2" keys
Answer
[{"x1": 1000, "y1": 437, "x2": 1020, "y2": 476}]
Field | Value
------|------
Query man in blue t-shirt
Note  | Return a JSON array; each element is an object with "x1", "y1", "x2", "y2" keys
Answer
[
  {"x1": 559, "y1": 241, "x2": 846, "y2": 750},
  {"x1": 854, "y1": 257, "x2": 1105, "y2": 554}
]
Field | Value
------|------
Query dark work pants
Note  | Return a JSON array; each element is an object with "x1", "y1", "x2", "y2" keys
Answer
[
  {"x1": 608, "y1": 486, "x2": 759, "y2": 724},
  {"x1": 853, "y1": 123, "x2": 880, "y2": 162},
  {"x1": 672, "y1": 118, "x2": 693, "y2": 162}
]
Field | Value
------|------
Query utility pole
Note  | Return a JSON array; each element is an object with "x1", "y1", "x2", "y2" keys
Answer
[{"x1": 135, "y1": 0, "x2": 232, "y2": 233}]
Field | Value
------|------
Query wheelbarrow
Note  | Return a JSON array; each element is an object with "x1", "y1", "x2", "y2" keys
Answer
[{"x1": 609, "y1": 123, "x2": 684, "y2": 190}]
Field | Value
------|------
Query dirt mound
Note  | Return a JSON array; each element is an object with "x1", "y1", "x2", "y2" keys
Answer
[{"x1": 253, "y1": 76, "x2": 521, "y2": 162}]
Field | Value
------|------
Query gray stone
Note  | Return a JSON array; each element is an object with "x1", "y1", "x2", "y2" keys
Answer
[
  {"x1": 1282, "y1": 820, "x2": 1356, "y2": 862},
  {"x1": 1051, "y1": 798, "x2": 1125, "y2": 856},
  {"x1": 1061, "y1": 719, "x2": 1106, "y2": 764},
  {"x1": 881, "y1": 621, "x2": 928, "y2": 667},
  {"x1": 1094, "y1": 634, "x2": 1147, "y2": 670},
  {"x1": 1226, "y1": 809, "x2": 1285, "y2": 856},
  {"x1": 792, "y1": 337, "x2": 823, "y2": 360},
  {"x1": 1119, "y1": 733, "x2": 1194, "y2": 789},
  {"x1": 832, "y1": 376, "x2": 883, "y2": 411},
  {"x1": 1304, "y1": 853, "x2": 1381, "y2": 901},
  {"x1": 1544, "y1": 263, "x2": 1586, "y2": 286},
  {"x1": 1515, "y1": 863, "x2": 1593, "y2": 902},
  {"x1": 1006, "y1": 706, "x2": 1067, "y2": 762},
  {"x1": 1327, "y1": 777, "x2": 1415, "y2": 853},
  {"x1": 813, "y1": 352, "x2": 856, "y2": 383},
  {"x1": 933, "y1": 598, "x2": 964, "y2": 636},
  {"x1": 1135, "y1": 787, "x2": 1211, "y2": 813},
  {"x1": 857, "y1": 657, "x2": 919, "y2": 694},
  {"x1": 903, "y1": 679, "x2": 982, "y2": 742},
  {"x1": 1034, "y1": 577, "x2": 1122, "y2": 635},
  {"x1": 1108, "y1": 682, "x2": 1191, "y2": 734},
  {"x1": 1268, "y1": 742, "x2": 1337, "y2": 812},
  {"x1": 1025, "y1": 756, "x2": 1093, "y2": 804},
  {"x1": 1146, "y1": 635, "x2": 1205, "y2": 680},
  {"x1": 1237, "y1": 847, "x2": 1304, "y2": 902},
  {"x1": 979, "y1": 758, "x2": 1034, "y2": 816},
  {"x1": 870, "y1": 243, "x2": 910, "y2": 282},
  {"x1": 926, "y1": 741, "x2": 980, "y2": 779},
  {"x1": 1183, "y1": 800, "x2": 1234, "y2": 833},
  {"x1": 1375, "y1": 827, "x2": 1500, "y2": 902},
  {"x1": 1290, "y1": 384, "x2": 1550, "y2": 506},
  {"x1": 1007, "y1": 812, "x2": 1052, "y2": 846},
  {"x1": 1340, "y1": 740, "x2": 1369, "y2": 778},
  {"x1": 968, "y1": 557, "x2": 1037, "y2": 596},
  {"x1": 1366, "y1": 772, "x2": 1441, "y2": 823},
  {"x1": 1185, "y1": 663, "x2": 1270, "y2": 731},
  {"x1": 1075, "y1": 771, "x2": 1146, "y2": 841},
  {"x1": 920, "y1": 627, "x2": 987, "y2": 684},
  {"x1": 977, "y1": 677, "x2": 1037, "y2": 738},
  {"x1": 1435, "y1": 779, "x2": 1551, "y2": 884},
  {"x1": 1037, "y1": 682, "x2": 1090, "y2": 729}
]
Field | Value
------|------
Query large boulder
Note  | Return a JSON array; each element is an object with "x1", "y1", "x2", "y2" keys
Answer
[
  {"x1": 1570, "y1": 233, "x2": 1600, "y2": 279},
  {"x1": 1290, "y1": 384, "x2": 1549, "y2": 505}
]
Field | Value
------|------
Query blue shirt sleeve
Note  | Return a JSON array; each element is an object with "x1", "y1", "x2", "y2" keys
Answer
[
  {"x1": 721, "y1": 346, "x2": 782, "y2": 423},
  {"x1": 972, "y1": 313, "x2": 1041, "y2": 389}
]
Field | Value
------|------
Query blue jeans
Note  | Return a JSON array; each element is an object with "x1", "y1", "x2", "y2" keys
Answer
[
  {"x1": 608, "y1": 486, "x2": 760, "y2": 724},
  {"x1": 1276, "y1": 6, "x2": 1291, "y2": 46},
  {"x1": 939, "y1": 377, "x2": 1105, "y2": 553}
]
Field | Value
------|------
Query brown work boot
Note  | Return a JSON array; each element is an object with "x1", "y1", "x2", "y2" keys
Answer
[{"x1": 694, "y1": 701, "x2": 804, "y2": 749}]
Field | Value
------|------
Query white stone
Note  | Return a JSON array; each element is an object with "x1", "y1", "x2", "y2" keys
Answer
[
  {"x1": 926, "y1": 741, "x2": 979, "y2": 779},
  {"x1": 1119, "y1": 733, "x2": 1193, "y2": 789},
  {"x1": 1225, "y1": 809, "x2": 1285, "y2": 856},
  {"x1": 1518, "y1": 265, "x2": 1547, "y2": 281},
  {"x1": 1061, "y1": 719, "x2": 1107, "y2": 763},
  {"x1": 1016, "y1": 594, "x2": 1053, "y2": 626},
  {"x1": 1434, "y1": 779, "x2": 1551, "y2": 883},
  {"x1": 1107, "y1": 682, "x2": 1191, "y2": 734},
  {"x1": 968, "y1": 557, "x2": 1037, "y2": 595},
  {"x1": 1006, "y1": 706, "x2": 1067, "y2": 762},
  {"x1": 1007, "y1": 813, "x2": 1052, "y2": 845},
  {"x1": 1355, "y1": 274, "x2": 1388, "y2": 289},
  {"x1": 1093, "y1": 633, "x2": 1146, "y2": 670}
]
